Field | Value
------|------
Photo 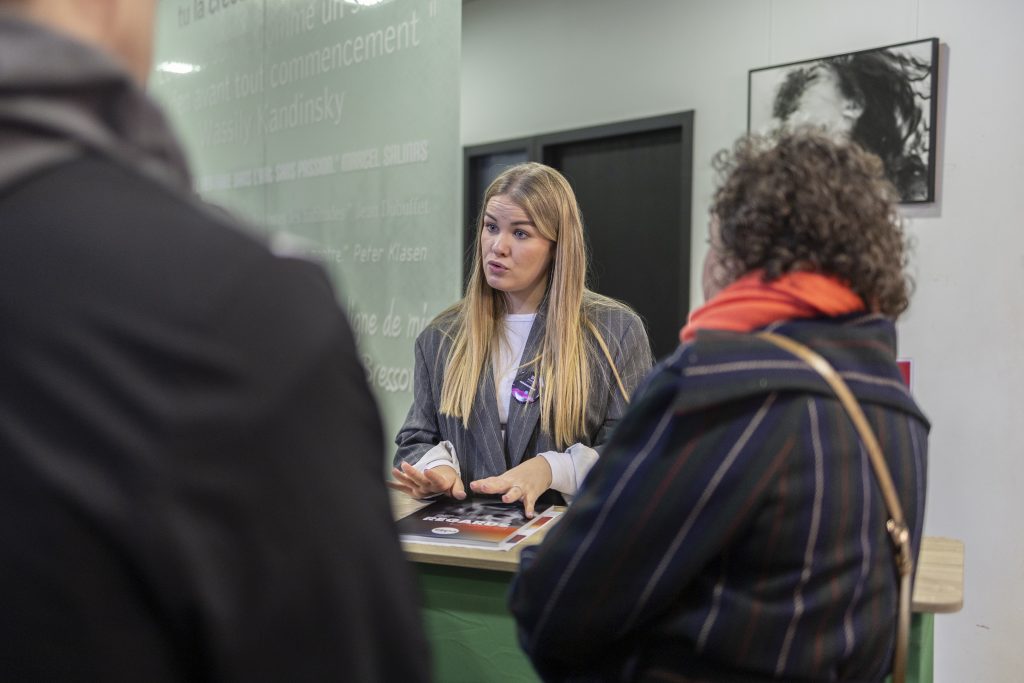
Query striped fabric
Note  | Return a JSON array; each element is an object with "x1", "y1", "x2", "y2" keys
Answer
[
  {"x1": 394, "y1": 301, "x2": 654, "y2": 490},
  {"x1": 509, "y1": 314, "x2": 929, "y2": 683}
]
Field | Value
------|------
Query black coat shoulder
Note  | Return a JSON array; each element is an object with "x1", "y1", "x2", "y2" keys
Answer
[{"x1": 0, "y1": 153, "x2": 430, "y2": 683}]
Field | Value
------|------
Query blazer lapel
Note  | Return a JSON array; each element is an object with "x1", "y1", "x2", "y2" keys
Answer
[
  {"x1": 466, "y1": 359, "x2": 506, "y2": 478},
  {"x1": 506, "y1": 312, "x2": 546, "y2": 467}
]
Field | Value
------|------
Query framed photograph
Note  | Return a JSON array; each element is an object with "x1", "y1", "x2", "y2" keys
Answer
[{"x1": 748, "y1": 38, "x2": 940, "y2": 203}]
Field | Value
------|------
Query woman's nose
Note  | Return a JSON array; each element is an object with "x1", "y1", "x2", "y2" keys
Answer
[{"x1": 490, "y1": 233, "x2": 510, "y2": 255}]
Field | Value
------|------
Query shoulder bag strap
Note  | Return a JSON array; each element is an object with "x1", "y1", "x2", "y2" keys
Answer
[{"x1": 757, "y1": 331, "x2": 914, "y2": 683}]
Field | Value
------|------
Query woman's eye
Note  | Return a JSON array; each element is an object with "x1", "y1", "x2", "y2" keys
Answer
[
  {"x1": 514, "y1": 230, "x2": 528, "y2": 239},
  {"x1": 484, "y1": 223, "x2": 498, "y2": 233}
]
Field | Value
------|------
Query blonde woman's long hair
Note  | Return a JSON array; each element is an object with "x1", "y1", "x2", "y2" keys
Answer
[{"x1": 438, "y1": 162, "x2": 628, "y2": 449}]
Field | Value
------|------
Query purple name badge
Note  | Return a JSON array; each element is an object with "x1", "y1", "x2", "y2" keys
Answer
[{"x1": 511, "y1": 371, "x2": 540, "y2": 404}]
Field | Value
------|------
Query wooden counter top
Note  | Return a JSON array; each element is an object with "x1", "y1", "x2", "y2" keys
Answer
[
  {"x1": 912, "y1": 536, "x2": 965, "y2": 613},
  {"x1": 393, "y1": 493, "x2": 964, "y2": 613}
]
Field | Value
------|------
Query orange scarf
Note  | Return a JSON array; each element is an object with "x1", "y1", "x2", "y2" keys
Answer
[{"x1": 680, "y1": 271, "x2": 865, "y2": 342}]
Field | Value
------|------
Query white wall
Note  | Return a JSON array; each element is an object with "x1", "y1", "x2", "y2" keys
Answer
[{"x1": 462, "y1": 1, "x2": 1024, "y2": 680}]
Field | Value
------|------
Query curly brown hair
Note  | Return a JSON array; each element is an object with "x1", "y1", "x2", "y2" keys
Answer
[{"x1": 710, "y1": 129, "x2": 912, "y2": 317}]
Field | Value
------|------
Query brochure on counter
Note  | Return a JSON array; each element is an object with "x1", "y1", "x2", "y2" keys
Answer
[{"x1": 397, "y1": 495, "x2": 560, "y2": 550}]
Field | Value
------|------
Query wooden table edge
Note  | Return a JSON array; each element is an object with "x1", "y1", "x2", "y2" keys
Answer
[{"x1": 392, "y1": 494, "x2": 964, "y2": 614}]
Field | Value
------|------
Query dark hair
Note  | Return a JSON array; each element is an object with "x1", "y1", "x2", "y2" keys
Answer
[
  {"x1": 711, "y1": 129, "x2": 912, "y2": 318},
  {"x1": 773, "y1": 51, "x2": 931, "y2": 200}
]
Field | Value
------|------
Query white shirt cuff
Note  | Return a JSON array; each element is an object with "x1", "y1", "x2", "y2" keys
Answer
[
  {"x1": 539, "y1": 443, "x2": 599, "y2": 499},
  {"x1": 413, "y1": 440, "x2": 460, "y2": 477}
]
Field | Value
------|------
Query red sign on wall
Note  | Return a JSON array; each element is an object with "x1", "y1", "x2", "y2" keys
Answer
[{"x1": 896, "y1": 359, "x2": 912, "y2": 388}]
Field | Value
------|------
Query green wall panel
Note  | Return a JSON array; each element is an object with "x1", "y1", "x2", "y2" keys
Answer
[{"x1": 150, "y1": 0, "x2": 461, "y2": 447}]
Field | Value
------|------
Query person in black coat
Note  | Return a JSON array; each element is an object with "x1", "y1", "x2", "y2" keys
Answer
[{"x1": 0, "y1": 2, "x2": 428, "y2": 681}]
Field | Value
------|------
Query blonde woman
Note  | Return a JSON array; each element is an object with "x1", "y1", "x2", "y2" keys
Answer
[{"x1": 390, "y1": 163, "x2": 653, "y2": 517}]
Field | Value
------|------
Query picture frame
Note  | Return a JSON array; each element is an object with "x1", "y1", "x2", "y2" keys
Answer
[{"x1": 748, "y1": 38, "x2": 940, "y2": 204}]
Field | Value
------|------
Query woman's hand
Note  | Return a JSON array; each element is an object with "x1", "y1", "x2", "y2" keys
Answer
[
  {"x1": 470, "y1": 456, "x2": 553, "y2": 518},
  {"x1": 388, "y1": 462, "x2": 466, "y2": 500}
]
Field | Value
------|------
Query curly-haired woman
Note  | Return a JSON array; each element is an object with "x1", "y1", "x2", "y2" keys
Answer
[{"x1": 511, "y1": 130, "x2": 930, "y2": 682}]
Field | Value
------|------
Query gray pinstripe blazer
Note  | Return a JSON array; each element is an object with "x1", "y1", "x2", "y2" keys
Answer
[{"x1": 394, "y1": 300, "x2": 653, "y2": 490}]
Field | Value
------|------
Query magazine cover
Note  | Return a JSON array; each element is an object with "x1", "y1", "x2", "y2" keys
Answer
[{"x1": 397, "y1": 496, "x2": 552, "y2": 548}]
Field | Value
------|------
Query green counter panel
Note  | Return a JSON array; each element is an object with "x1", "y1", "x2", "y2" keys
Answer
[
  {"x1": 416, "y1": 563, "x2": 935, "y2": 683},
  {"x1": 418, "y1": 564, "x2": 539, "y2": 683}
]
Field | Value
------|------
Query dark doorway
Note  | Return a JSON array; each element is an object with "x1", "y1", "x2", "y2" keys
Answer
[
  {"x1": 465, "y1": 112, "x2": 693, "y2": 361},
  {"x1": 462, "y1": 140, "x2": 531, "y2": 282}
]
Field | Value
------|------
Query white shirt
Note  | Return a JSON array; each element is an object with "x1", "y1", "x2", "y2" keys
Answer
[{"x1": 493, "y1": 313, "x2": 536, "y2": 425}]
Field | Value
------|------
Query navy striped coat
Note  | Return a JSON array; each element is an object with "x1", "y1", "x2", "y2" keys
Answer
[{"x1": 510, "y1": 314, "x2": 929, "y2": 682}]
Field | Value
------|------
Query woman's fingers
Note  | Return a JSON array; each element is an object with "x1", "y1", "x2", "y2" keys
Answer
[
  {"x1": 501, "y1": 483, "x2": 524, "y2": 503},
  {"x1": 391, "y1": 467, "x2": 425, "y2": 491},
  {"x1": 469, "y1": 476, "x2": 506, "y2": 495},
  {"x1": 469, "y1": 457, "x2": 552, "y2": 516},
  {"x1": 499, "y1": 484, "x2": 537, "y2": 518},
  {"x1": 396, "y1": 463, "x2": 462, "y2": 499},
  {"x1": 391, "y1": 463, "x2": 449, "y2": 499},
  {"x1": 448, "y1": 474, "x2": 467, "y2": 500},
  {"x1": 422, "y1": 466, "x2": 449, "y2": 486},
  {"x1": 390, "y1": 468, "x2": 416, "y2": 489},
  {"x1": 521, "y1": 491, "x2": 538, "y2": 519},
  {"x1": 469, "y1": 478, "x2": 536, "y2": 516},
  {"x1": 423, "y1": 466, "x2": 463, "y2": 499},
  {"x1": 385, "y1": 479, "x2": 413, "y2": 496},
  {"x1": 399, "y1": 462, "x2": 431, "y2": 485}
]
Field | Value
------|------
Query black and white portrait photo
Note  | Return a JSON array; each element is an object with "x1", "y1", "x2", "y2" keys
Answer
[{"x1": 748, "y1": 38, "x2": 939, "y2": 203}]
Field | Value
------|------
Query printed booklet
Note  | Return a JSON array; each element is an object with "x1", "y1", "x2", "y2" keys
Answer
[{"x1": 397, "y1": 495, "x2": 556, "y2": 549}]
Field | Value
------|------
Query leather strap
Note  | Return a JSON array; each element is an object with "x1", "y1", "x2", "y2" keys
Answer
[{"x1": 758, "y1": 332, "x2": 913, "y2": 683}]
